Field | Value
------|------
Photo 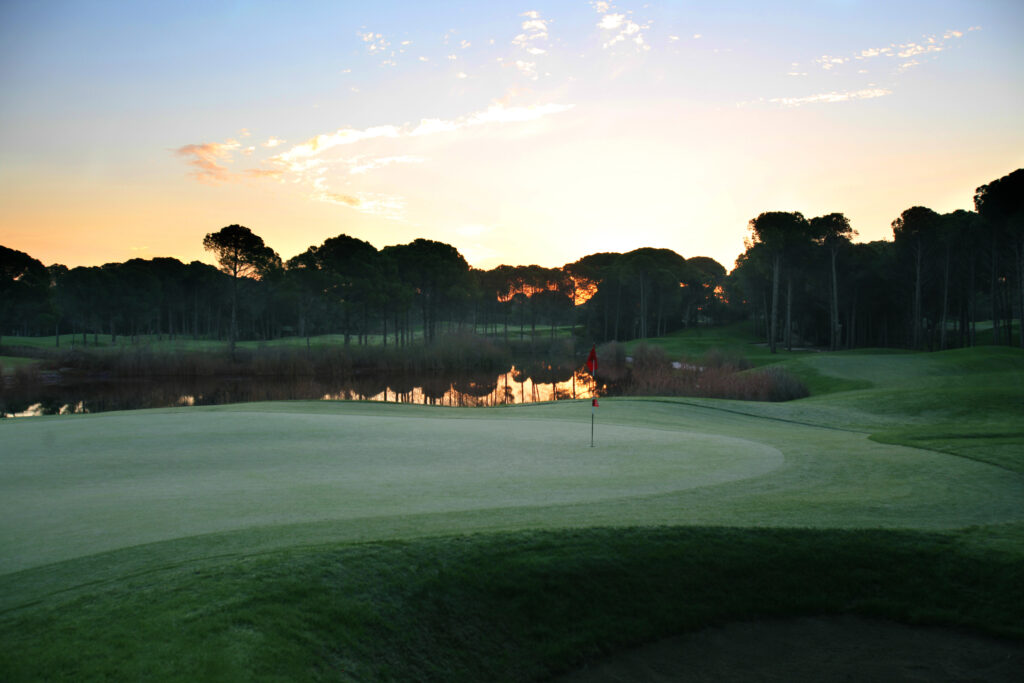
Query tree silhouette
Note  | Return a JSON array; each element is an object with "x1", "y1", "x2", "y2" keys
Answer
[
  {"x1": 203, "y1": 225, "x2": 279, "y2": 356},
  {"x1": 810, "y1": 213, "x2": 855, "y2": 350},
  {"x1": 0, "y1": 245, "x2": 49, "y2": 346},
  {"x1": 975, "y1": 169, "x2": 1024, "y2": 347},
  {"x1": 383, "y1": 239, "x2": 469, "y2": 344},
  {"x1": 747, "y1": 211, "x2": 809, "y2": 353},
  {"x1": 892, "y1": 207, "x2": 941, "y2": 349}
]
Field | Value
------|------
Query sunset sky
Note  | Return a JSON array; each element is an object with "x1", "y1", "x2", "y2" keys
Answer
[{"x1": 1, "y1": 1, "x2": 1021, "y2": 272}]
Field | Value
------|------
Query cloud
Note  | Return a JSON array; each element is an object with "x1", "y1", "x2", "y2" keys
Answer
[
  {"x1": 313, "y1": 189, "x2": 361, "y2": 208},
  {"x1": 515, "y1": 60, "x2": 537, "y2": 79},
  {"x1": 598, "y1": 14, "x2": 625, "y2": 30},
  {"x1": 348, "y1": 155, "x2": 426, "y2": 175},
  {"x1": 174, "y1": 140, "x2": 241, "y2": 183},
  {"x1": 276, "y1": 126, "x2": 401, "y2": 163},
  {"x1": 467, "y1": 102, "x2": 574, "y2": 125},
  {"x1": 177, "y1": 100, "x2": 573, "y2": 217},
  {"x1": 768, "y1": 88, "x2": 892, "y2": 107},
  {"x1": 411, "y1": 118, "x2": 461, "y2": 136},
  {"x1": 358, "y1": 30, "x2": 390, "y2": 55},
  {"x1": 511, "y1": 9, "x2": 550, "y2": 72},
  {"x1": 814, "y1": 55, "x2": 849, "y2": 70},
  {"x1": 595, "y1": 5, "x2": 649, "y2": 52},
  {"x1": 809, "y1": 29, "x2": 969, "y2": 73},
  {"x1": 262, "y1": 137, "x2": 286, "y2": 148}
]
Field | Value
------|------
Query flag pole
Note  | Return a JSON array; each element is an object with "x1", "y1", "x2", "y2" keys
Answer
[{"x1": 586, "y1": 344, "x2": 598, "y2": 447}]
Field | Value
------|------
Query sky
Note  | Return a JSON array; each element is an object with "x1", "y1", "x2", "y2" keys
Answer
[{"x1": 1, "y1": 1, "x2": 1022, "y2": 272}]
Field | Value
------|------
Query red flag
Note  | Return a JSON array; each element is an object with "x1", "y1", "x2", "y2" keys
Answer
[{"x1": 586, "y1": 345, "x2": 598, "y2": 374}]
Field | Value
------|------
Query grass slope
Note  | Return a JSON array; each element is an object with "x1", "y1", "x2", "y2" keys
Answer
[{"x1": 1, "y1": 345, "x2": 1022, "y2": 680}]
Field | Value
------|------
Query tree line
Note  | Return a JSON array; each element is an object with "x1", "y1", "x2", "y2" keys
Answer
[
  {"x1": 733, "y1": 168, "x2": 1023, "y2": 351},
  {"x1": 1, "y1": 168, "x2": 1021, "y2": 353}
]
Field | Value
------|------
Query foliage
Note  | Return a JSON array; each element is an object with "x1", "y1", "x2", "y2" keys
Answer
[{"x1": 3, "y1": 167, "x2": 1024, "y2": 356}]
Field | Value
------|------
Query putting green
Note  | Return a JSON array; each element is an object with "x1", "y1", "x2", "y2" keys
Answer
[
  {"x1": 0, "y1": 404, "x2": 780, "y2": 574},
  {"x1": 2, "y1": 398, "x2": 1022, "y2": 577}
]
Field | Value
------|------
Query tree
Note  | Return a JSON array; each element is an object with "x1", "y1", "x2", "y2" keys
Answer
[
  {"x1": 747, "y1": 211, "x2": 810, "y2": 353},
  {"x1": 383, "y1": 239, "x2": 470, "y2": 344},
  {"x1": 975, "y1": 169, "x2": 1024, "y2": 347},
  {"x1": 203, "y1": 225, "x2": 280, "y2": 355},
  {"x1": 810, "y1": 213, "x2": 855, "y2": 350},
  {"x1": 892, "y1": 207, "x2": 940, "y2": 349},
  {"x1": 0, "y1": 245, "x2": 50, "y2": 344},
  {"x1": 311, "y1": 234, "x2": 380, "y2": 345}
]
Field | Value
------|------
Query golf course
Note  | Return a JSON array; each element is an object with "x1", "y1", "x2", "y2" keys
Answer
[{"x1": 1, "y1": 343, "x2": 1022, "y2": 680}]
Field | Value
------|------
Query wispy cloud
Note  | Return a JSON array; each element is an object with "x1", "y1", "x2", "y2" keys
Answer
[
  {"x1": 593, "y1": 3, "x2": 649, "y2": 52},
  {"x1": 358, "y1": 30, "x2": 390, "y2": 55},
  {"x1": 511, "y1": 9, "x2": 550, "y2": 75},
  {"x1": 348, "y1": 155, "x2": 426, "y2": 175},
  {"x1": 809, "y1": 28, "x2": 973, "y2": 74},
  {"x1": 174, "y1": 139, "x2": 241, "y2": 183},
  {"x1": 276, "y1": 126, "x2": 402, "y2": 163},
  {"x1": 768, "y1": 88, "x2": 892, "y2": 107},
  {"x1": 176, "y1": 100, "x2": 574, "y2": 217},
  {"x1": 312, "y1": 186, "x2": 407, "y2": 219}
]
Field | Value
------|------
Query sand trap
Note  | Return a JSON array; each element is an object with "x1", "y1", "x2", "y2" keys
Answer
[{"x1": 552, "y1": 616, "x2": 1023, "y2": 682}]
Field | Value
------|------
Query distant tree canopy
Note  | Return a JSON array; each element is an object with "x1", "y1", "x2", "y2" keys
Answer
[{"x1": 2, "y1": 168, "x2": 1022, "y2": 352}]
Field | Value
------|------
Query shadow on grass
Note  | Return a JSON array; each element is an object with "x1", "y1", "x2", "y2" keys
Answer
[{"x1": 1, "y1": 525, "x2": 1021, "y2": 681}]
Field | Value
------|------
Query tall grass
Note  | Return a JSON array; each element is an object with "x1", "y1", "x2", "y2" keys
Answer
[
  {"x1": 5, "y1": 332, "x2": 515, "y2": 379},
  {"x1": 609, "y1": 343, "x2": 809, "y2": 401}
]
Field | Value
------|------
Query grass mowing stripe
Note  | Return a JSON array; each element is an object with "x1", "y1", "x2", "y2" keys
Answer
[{"x1": 1, "y1": 525, "x2": 1021, "y2": 682}]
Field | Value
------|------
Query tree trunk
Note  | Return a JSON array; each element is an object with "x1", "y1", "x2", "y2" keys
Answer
[
  {"x1": 913, "y1": 244, "x2": 922, "y2": 349},
  {"x1": 785, "y1": 276, "x2": 793, "y2": 352},
  {"x1": 990, "y1": 237, "x2": 1000, "y2": 345},
  {"x1": 230, "y1": 273, "x2": 238, "y2": 358},
  {"x1": 1018, "y1": 240, "x2": 1024, "y2": 348},
  {"x1": 940, "y1": 244, "x2": 950, "y2": 350},
  {"x1": 830, "y1": 247, "x2": 840, "y2": 351},
  {"x1": 769, "y1": 254, "x2": 780, "y2": 354}
]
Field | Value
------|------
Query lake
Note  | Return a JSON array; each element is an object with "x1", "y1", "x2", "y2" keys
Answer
[{"x1": 1, "y1": 365, "x2": 599, "y2": 418}]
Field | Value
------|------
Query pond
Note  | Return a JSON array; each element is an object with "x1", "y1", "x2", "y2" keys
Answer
[{"x1": 1, "y1": 365, "x2": 600, "y2": 418}]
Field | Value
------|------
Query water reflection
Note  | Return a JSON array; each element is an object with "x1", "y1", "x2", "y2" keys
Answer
[{"x1": 1, "y1": 365, "x2": 599, "y2": 418}]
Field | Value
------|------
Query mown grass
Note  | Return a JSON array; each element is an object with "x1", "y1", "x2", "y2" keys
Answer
[
  {"x1": 1, "y1": 339, "x2": 1022, "y2": 680},
  {"x1": 1, "y1": 525, "x2": 1022, "y2": 682},
  {"x1": 626, "y1": 322, "x2": 793, "y2": 368}
]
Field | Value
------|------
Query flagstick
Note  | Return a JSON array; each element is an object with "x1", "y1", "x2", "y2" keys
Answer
[{"x1": 591, "y1": 364, "x2": 596, "y2": 448}]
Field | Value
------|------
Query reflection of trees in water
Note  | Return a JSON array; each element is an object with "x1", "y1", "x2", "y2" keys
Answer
[
  {"x1": 1, "y1": 365, "x2": 598, "y2": 417},
  {"x1": 452, "y1": 374, "x2": 498, "y2": 397}
]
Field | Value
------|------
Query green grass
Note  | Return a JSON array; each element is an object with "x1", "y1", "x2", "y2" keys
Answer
[
  {"x1": 1, "y1": 344, "x2": 1023, "y2": 680},
  {"x1": 0, "y1": 356, "x2": 38, "y2": 375},
  {"x1": 2, "y1": 526, "x2": 1021, "y2": 682},
  {"x1": 626, "y1": 322, "x2": 801, "y2": 367}
]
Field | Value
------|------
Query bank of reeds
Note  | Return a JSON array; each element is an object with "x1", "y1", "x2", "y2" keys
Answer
[
  {"x1": 4, "y1": 332, "x2": 515, "y2": 380},
  {"x1": 612, "y1": 342, "x2": 809, "y2": 402}
]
